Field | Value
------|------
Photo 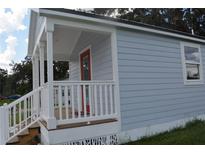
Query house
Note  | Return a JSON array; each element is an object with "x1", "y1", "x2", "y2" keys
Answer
[{"x1": 1, "y1": 8, "x2": 205, "y2": 145}]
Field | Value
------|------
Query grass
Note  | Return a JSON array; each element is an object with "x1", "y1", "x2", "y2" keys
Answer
[
  {"x1": 126, "y1": 120, "x2": 205, "y2": 145},
  {"x1": 0, "y1": 99, "x2": 13, "y2": 106}
]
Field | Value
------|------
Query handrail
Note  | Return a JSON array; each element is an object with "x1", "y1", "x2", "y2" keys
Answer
[
  {"x1": 7, "y1": 86, "x2": 44, "y2": 108},
  {"x1": 0, "y1": 86, "x2": 43, "y2": 144},
  {"x1": 53, "y1": 80, "x2": 115, "y2": 86}
]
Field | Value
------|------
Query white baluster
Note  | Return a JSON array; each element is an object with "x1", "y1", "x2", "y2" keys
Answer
[
  {"x1": 24, "y1": 99, "x2": 27, "y2": 126},
  {"x1": 77, "y1": 85, "x2": 81, "y2": 118},
  {"x1": 105, "y1": 84, "x2": 108, "y2": 115},
  {"x1": 29, "y1": 95, "x2": 33, "y2": 118},
  {"x1": 109, "y1": 84, "x2": 113, "y2": 115},
  {"x1": 71, "y1": 85, "x2": 75, "y2": 119},
  {"x1": 9, "y1": 108, "x2": 11, "y2": 127},
  {"x1": 58, "y1": 86, "x2": 62, "y2": 120},
  {"x1": 27, "y1": 98, "x2": 29, "y2": 120},
  {"x1": 113, "y1": 84, "x2": 116, "y2": 114},
  {"x1": 83, "y1": 85, "x2": 87, "y2": 117},
  {"x1": 13, "y1": 106, "x2": 16, "y2": 132},
  {"x1": 88, "y1": 84, "x2": 92, "y2": 117},
  {"x1": 94, "y1": 84, "x2": 98, "y2": 117},
  {"x1": 28, "y1": 98, "x2": 30, "y2": 118},
  {"x1": 65, "y1": 86, "x2": 69, "y2": 119},
  {"x1": 99, "y1": 85, "x2": 103, "y2": 116},
  {"x1": 19, "y1": 102, "x2": 22, "y2": 129}
]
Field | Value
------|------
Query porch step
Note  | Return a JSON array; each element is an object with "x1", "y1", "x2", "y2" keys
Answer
[
  {"x1": 7, "y1": 123, "x2": 41, "y2": 145},
  {"x1": 18, "y1": 129, "x2": 29, "y2": 136}
]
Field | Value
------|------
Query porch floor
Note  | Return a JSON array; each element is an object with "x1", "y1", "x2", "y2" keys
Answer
[{"x1": 40, "y1": 118, "x2": 117, "y2": 131}]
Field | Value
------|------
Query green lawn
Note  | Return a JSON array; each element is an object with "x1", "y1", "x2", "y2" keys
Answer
[
  {"x1": 0, "y1": 99, "x2": 13, "y2": 106},
  {"x1": 126, "y1": 120, "x2": 205, "y2": 145}
]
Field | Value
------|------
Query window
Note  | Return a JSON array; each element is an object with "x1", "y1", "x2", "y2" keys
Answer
[{"x1": 181, "y1": 42, "x2": 203, "y2": 85}]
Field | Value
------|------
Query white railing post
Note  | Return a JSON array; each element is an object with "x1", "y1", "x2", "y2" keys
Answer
[
  {"x1": 0, "y1": 104, "x2": 9, "y2": 145},
  {"x1": 41, "y1": 85, "x2": 47, "y2": 120}
]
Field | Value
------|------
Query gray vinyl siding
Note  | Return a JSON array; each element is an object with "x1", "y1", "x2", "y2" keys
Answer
[
  {"x1": 69, "y1": 31, "x2": 113, "y2": 80},
  {"x1": 117, "y1": 29, "x2": 205, "y2": 131}
]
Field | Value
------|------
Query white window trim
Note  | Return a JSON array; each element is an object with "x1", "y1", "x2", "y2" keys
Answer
[{"x1": 180, "y1": 42, "x2": 204, "y2": 85}]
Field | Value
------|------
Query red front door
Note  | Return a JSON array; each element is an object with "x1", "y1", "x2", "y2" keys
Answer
[{"x1": 80, "y1": 48, "x2": 91, "y2": 114}]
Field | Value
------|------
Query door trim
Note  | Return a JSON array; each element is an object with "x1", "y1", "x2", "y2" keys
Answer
[
  {"x1": 79, "y1": 45, "x2": 92, "y2": 80},
  {"x1": 79, "y1": 46, "x2": 92, "y2": 114}
]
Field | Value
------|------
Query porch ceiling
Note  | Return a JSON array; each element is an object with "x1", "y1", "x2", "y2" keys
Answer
[
  {"x1": 40, "y1": 24, "x2": 110, "y2": 61},
  {"x1": 41, "y1": 25, "x2": 82, "y2": 61}
]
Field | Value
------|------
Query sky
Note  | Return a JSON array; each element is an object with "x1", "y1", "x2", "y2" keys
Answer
[{"x1": 0, "y1": 8, "x2": 29, "y2": 73}]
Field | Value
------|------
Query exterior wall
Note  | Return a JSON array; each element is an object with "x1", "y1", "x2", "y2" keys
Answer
[
  {"x1": 116, "y1": 29, "x2": 205, "y2": 132},
  {"x1": 69, "y1": 31, "x2": 113, "y2": 80}
]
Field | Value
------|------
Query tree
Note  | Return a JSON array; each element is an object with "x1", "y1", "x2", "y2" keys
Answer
[
  {"x1": 92, "y1": 8, "x2": 205, "y2": 37},
  {"x1": 183, "y1": 8, "x2": 205, "y2": 36},
  {"x1": 0, "y1": 68, "x2": 8, "y2": 96},
  {"x1": 10, "y1": 58, "x2": 33, "y2": 95},
  {"x1": 53, "y1": 61, "x2": 69, "y2": 80},
  {"x1": 0, "y1": 58, "x2": 69, "y2": 96}
]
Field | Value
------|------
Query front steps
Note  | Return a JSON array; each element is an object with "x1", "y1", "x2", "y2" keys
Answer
[{"x1": 7, "y1": 123, "x2": 41, "y2": 145}]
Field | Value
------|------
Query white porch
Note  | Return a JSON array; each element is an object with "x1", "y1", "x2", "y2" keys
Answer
[
  {"x1": 0, "y1": 14, "x2": 120, "y2": 144},
  {"x1": 33, "y1": 18, "x2": 120, "y2": 129}
]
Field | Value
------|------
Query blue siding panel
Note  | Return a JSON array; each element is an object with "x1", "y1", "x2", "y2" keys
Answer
[
  {"x1": 117, "y1": 29, "x2": 205, "y2": 131},
  {"x1": 70, "y1": 31, "x2": 113, "y2": 80}
]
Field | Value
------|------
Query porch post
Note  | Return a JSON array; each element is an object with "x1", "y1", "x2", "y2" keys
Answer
[
  {"x1": 32, "y1": 57, "x2": 36, "y2": 90},
  {"x1": 35, "y1": 51, "x2": 40, "y2": 88},
  {"x1": 46, "y1": 22, "x2": 56, "y2": 129},
  {"x1": 32, "y1": 52, "x2": 40, "y2": 89},
  {"x1": 111, "y1": 30, "x2": 122, "y2": 132},
  {"x1": 0, "y1": 104, "x2": 9, "y2": 145},
  {"x1": 39, "y1": 42, "x2": 45, "y2": 86},
  {"x1": 33, "y1": 51, "x2": 40, "y2": 115},
  {"x1": 39, "y1": 42, "x2": 45, "y2": 117}
]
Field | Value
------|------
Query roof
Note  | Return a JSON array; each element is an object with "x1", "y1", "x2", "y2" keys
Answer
[
  {"x1": 41, "y1": 8, "x2": 205, "y2": 41},
  {"x1": 28, "y1": 8, "x2": 205, "y2": 57}
]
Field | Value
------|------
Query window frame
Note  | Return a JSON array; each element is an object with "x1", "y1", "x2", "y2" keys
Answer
[{"x1": 180, "y1": 42, "x2": 204, "y2": 85}]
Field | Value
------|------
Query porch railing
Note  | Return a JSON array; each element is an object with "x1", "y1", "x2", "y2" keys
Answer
[
  {"x1": 0, "y1": 80, "x2": 118, "y2": 144},
  {"x1": 53, "y1": 80, "x2": 118, "y2": 125},
  {"x1": 0, "y1": 87, "x2": 42, "y2": 144}
]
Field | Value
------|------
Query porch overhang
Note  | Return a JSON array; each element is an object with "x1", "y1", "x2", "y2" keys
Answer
[
  {"x1": 27, "y1": 9, "x2": 114, "y2": 60},
  {"x1": 38, "y1": 8, "x2": 205, "y2": 43},
  {"x1": 38, "y1": 24, "x2": 83, "y2": 61},
  {"x1": 27, "y1": 9, "x2": 38, "y2": 57}
]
